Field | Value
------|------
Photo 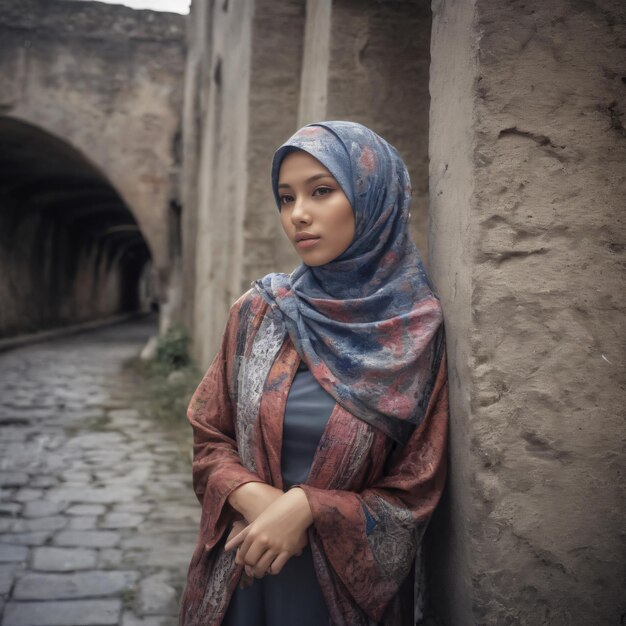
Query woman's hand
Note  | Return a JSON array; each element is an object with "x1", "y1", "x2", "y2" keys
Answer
[
  {"x1": 227, "y1": 481, "x2": 284, "y2": 523},
  {"x1": 225, "y1": 519, "x2": 256, "y2": 589},
  {"x1": 224, "y1": 487, "x2": 313, "y2": 578},
  {"x1": 225, "y1": 518, "x2": 248, "y2": 545}
]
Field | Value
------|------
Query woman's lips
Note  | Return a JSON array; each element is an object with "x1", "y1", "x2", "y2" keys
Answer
[{"x1": 296, "y1": 237, "x2": 320, "y2": 249}]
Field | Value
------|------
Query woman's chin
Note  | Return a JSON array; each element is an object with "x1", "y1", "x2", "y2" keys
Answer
[
  {"x1": 293, "y1": 243, "x2": 349, "y2": 267},
  {"x1": 296, "y1": 252, "x2": 333, "y2": 267},
  {"x1": 294, "y1": 246, "x2": 319, "y2": 263}
]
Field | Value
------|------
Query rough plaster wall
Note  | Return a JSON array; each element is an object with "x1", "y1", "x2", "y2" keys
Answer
[
  {"x1": 429, "y1": 0, "x2": 625, "y2": 623},
  {"x1": 427, "y1": 0, "x2": 476, "y2": 623},
  {"x1": 326, "y1": 0, "x2": 432, "y2": 262},
  {"x1": 192, "y1": 0, "x2": 253, "y2": 369},
  {"x1": 0, "y1": 0, "x2": 185, "y2": 271},
  {"x1": 242, "y1": 0, "x2": 305, "y2": 294},
  {"x1": 298, "y1": 0, "x2": 331, "y2": 127},
  {"x1": 0, "y1": 205, "x2": 123, "y2": 337},
  {"x1": 180, "y1": 0, "x2": 209, "y2": 333}
]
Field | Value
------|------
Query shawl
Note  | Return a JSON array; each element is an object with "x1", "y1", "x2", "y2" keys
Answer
[
  {"x1": 179, "y1": 291, "x2": 449, "y2": 626},
  {"x1": 254, "y1": 121, "x2": 443, "y2": 445}
]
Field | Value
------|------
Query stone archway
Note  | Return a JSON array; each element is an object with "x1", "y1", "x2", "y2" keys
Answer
[{"x1": 0, "y1": 116, "x2": 153, "y2": 337}]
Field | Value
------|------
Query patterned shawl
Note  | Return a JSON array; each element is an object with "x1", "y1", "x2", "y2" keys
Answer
[
  {"x1": 254, "y1": 121, "x2": 443, "y2": 444},
  {"x1": 179, "y1": 290, "x2": 449, "y2": 626}
]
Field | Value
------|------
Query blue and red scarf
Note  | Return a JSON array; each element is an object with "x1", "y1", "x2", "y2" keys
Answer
[{"x1": 254, "y1": 121, "x2": 444, "y2": 444}]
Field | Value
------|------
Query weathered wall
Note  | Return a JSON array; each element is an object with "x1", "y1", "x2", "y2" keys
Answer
[
  {"x1": 242, "y1": 0, "x2": 306, "y2": 293},
  {"x1": 429, "y1": 0, "x2": 625, "y2": 623},
  {"x1": 0, "y1": 205, "x2": 129, "y2": 337},
  {"x1": 186, "y1": 0, "x2": 430, "y2": 368},
  {"x1": 325, "y1": 0, "x2": 432, "y2": 260},
  {"x1": 179, "y1": 0, "x2": 208, "y2": 335},
  {"x1": 297, "y1": 0, "x2": 331, "y2": 127},
  {"x1": 192, "y1": 0, "x2": 253, "y2": 368},
  {"x1": 0, "y1": 116, "x2": 152, "y2": 337},
  {"x1": 185, "y1": 0, "x2": 305, "y2": 369},
  {"x1": 0, "y1": 0, "x2": 185, "y2": 276},
  {"x1": 183, "y1": 1, "x2": 625, "y2": 620},
  {"x1": 427, "y1": 0, "x2": 475, "y2": 621}
]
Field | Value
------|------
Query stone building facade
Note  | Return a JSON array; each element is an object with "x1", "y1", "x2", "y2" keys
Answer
[
  {"x1": 181, "y1": 0, "x2": 431, "y2": 368},
  {"x1": 428, "y1": 1, "x2": 625, "y2": 624},
  {"x1": 182, "y1": 0, "x2": 625, "y2": 624},
  {"x1": 0, "y1": 0, "x2": 185, "y2": 336}
]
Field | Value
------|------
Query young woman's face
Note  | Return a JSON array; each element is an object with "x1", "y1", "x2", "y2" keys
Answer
[{"x1": 277, "y1": 150, "x2": 355, "y2": 266}]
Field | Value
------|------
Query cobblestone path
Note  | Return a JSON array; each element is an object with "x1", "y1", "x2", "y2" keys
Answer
[{"x1": 0, "y1": 319, "x2": 200, "y2": 626}]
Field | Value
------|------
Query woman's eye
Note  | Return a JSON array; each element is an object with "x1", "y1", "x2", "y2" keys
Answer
[
  {"x1": 279, "y1": 195, "x2": 294, "y2": 205},
  {"x1": 313, "y1": 187, "x2": 332, "y2": 197}
]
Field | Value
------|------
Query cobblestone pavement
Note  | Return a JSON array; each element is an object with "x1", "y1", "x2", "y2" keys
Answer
[{"x1": 0, "y1": 319, "x2": 200, "y2": 626}]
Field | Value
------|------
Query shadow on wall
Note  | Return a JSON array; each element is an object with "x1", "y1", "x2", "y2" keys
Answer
[{"x1": 0, "y1": 116, "x2": 154, "y2": 339}]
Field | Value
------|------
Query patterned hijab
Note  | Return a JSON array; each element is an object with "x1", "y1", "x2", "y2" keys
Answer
[{"x1": 253, "y1": 121, "x2": 444, "y2": 444}]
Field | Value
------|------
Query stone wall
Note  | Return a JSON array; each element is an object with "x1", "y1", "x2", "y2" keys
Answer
[
  {"x1": 0, "y1": 116, "x2": 150, "y2": 337},
  {"x1": 427, "y1": 0, "x2": 476, "y2": 621},
  {"x1": 428, "y1": 0, "x2": 625, "y2": 623},
  {"x1": 325, "y1": 0, "x2": 432, "y2": 260},
  {"x1": 185, "y1": 0, "x2": 431, "y2": 368},
  {"x1": 183, "y1": 0, "x2": 305, "y2": 368},
  {"x1": 183, "y1": 0, "x2": 625, "y2": 622},
  {"x1": 242, "y1": 0, "x2": 307, "y2": 294},
  {"x1": 179, "y1": 0, "x2": 207, "y2": 336},
  {"x1": 0, "y1": 194, "x2": 126, "y2": 337},
  {"x1": 0, "y1": 0, "x2": 185, "y2": 333}
]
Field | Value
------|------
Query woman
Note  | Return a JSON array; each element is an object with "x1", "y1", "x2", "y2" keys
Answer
[{"x1": 179, "y1": 121, "x2": 448, "y2": 626}]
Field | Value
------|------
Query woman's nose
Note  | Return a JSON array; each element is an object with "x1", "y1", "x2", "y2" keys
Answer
[{"x1": 291, "y1": 197, "x2": 311, "y2": 224}]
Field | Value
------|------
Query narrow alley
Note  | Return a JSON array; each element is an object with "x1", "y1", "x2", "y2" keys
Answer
[{"x1": 0, "y1": 319, "x2": 199, "y2": 626}]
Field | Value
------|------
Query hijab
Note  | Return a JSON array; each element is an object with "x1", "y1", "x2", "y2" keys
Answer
[{"x1": 253, "y1": 121, "x2": 444, "y2": 444}]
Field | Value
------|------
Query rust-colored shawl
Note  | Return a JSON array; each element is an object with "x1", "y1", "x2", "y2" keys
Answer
[{"x1": 179, "y1": 288, "x2": 448, "y2": 625}]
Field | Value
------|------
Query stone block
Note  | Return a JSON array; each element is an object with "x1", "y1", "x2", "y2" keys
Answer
[
  {"x1": 98, "y1": 548, "x2": 123, "y2": 568},
  {"x1": 29, "y1": 476, "x2": 57, "y2": 488},
  {"x1": 13, "y1": 570, "x2": 139, "y2": 600},
  {"x1": 0, "y1": 564, "x2": 19, "y2": 595},
  {"x1": 108, "y1": 409, "x2": 140, "y2": 421},
  {"x1": 47, "y1": 486, "x2": 140, "y2": 504},
  {"x1": 114, "y1": 503, "x2": 152, "y2": 514},
  {"x1": 0, "y1": 503, "x2": 21, "y2": 517},
  {"x1": 137, "y1": 571, "x2": 178, "y2": 616},
  {"x1": 0, "y1": 531, "x2": 51, "y2": 546},
  {"x1": 66, "y1": 432, "x2": 126, "y2": 449},
  {"x1": 100, "y1": 512, "x2": 143, "y2": 529},
  {"x1": 0, "y1": 520, "x2": 12, "y2": 532},
  {"x1": 0, "y1": 544, "x2": 27, "y2": 563},
  {"x1": 121, "y1": 611, "x2": 171, "y2": 626},
  {"x1": 22, "y1": 501, "x2": 66, "y2": 518},
  {"x1": 13, "y1": 488, "x2": 43, "y2": 502},
  {"x1": 66, "y1": 504, "x2": 106, "y2": 516},
  {"x1": 0, "y1": 472, "x2": 29, "y2": 488},
  {"x1": 2, "y1": 599, "x2": 122, "y2": 626},
  {"x1": 32, "y1": 547, "x2": 97, "y2": 571},
  {"x1": 68, "y1": 516, "x2": 97, "y2": 530},
  {"x1": 21, "y1": 516, "x2": 67, "y2": 532},
  {"x1": 53, "y1": 530, "x2": 120, "y2": 549}
]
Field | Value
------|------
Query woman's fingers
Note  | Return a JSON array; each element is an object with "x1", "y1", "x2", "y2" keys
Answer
[
  {"x1": 251, "y1": 549, "x2": 276, "y2": 578},
  {"x1": 229, "y1": 488, "x2": 314, "y2": 569},
  {"x1": 268, "y1": 551, "x2": 291, "y2": 575},
  {"x1": 236, "y1": 530, "x2": 270, "y2": 567},
  {"x1": 225, "y1": 520, "x2": 247, "y2": 546},
  {"x1": 224, "y1": 524, "x2": 249, "y2": 552},
  {"x1": 234, "y1": 531, "x2": 254, "y2": 565}
]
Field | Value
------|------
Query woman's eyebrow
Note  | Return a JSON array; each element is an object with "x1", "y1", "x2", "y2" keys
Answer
[{"x1": 277, "y1": 173, "x2": 333, "y2": 189}]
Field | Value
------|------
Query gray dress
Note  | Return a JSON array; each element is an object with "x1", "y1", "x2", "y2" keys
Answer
[{"x1": 222, "y1": 358, "x2": 335, "y2": 626}]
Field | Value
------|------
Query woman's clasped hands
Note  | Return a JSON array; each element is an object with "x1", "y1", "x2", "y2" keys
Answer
[{"x1": 225, "y1": 483, "x2": 313, "y2": 579}]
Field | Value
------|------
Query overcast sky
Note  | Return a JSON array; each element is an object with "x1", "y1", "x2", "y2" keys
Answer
[{"x1": 72, "y1": 0, "x2": 190, "y2": 14}]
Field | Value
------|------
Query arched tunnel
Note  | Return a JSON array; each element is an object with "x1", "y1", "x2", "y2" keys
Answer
[{"x1": 0, "y1": 117, "x2": 153, "y2": 338}]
